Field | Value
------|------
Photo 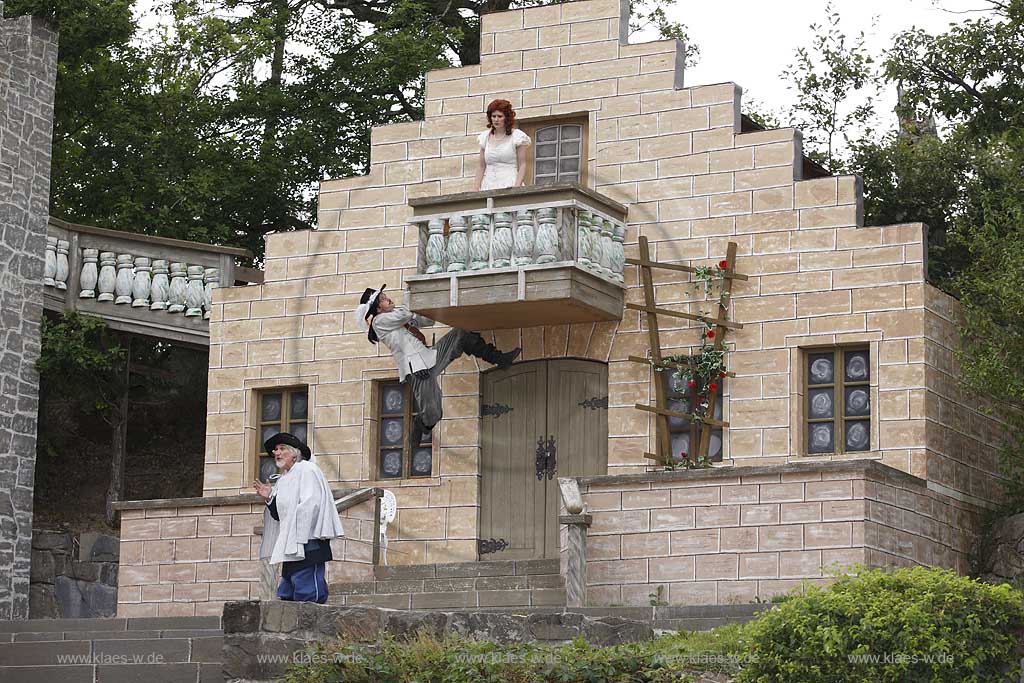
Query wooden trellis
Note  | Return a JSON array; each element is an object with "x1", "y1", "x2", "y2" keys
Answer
[{"x1": 626, "y1": 237, "x2": 748, "y2": 465}]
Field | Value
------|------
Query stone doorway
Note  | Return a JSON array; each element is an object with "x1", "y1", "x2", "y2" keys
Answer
[{"x1": 479, "y1": 358, "x2": 608, "y2": 560}]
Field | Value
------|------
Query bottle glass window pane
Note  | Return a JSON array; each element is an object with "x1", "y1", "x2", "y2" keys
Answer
[
  {"x1": 537, "y1": 127, "x2": 559, "y2": 143},
  {"x1": 807, "y1": 353, "x2": 834, "y2": 385},
  {"x1": 845, "y1": 351, "x2": 870, "y2": 382},
  {"x1": 411, "y1": 448, "x2": 433, "y2": 476},
  {"x1": 382, "y1": 385, "x2": 404, "y2": 414},
  {"x1": 261, "y1": 394, "x2": 282, "y2": 422},
  {"x1": 808, "y1": 388, "x2": 834, "y2": 419},
  {"x1": 670, "y1": 431, "x2": 690, "y2": 459},
  {"x1": 290, "y1": 392, "x2": 308, "y2": 420},
  {"x1": 290, "y1": 423, "x2": 307, "y2": 444},
  {"x1": 709, "y1": 431, "x2": 723, "y2": 460},
  {"x1": 844, "y1": 386, "x2": 870, "y2": 417},
  {"x1": 536, "y1": 174, "x2": 557, "y2": 185},
  {"x1": 380, "y1": 450, "x2": 402, "y2": 478},
  {"x1": 536, "y1": 159, "x2": 557, "y2": 176},
  {"x1": 258, "y1": 456, "x2": 278, "y2": 483},
  {"x1": 559, "y1": 158, "x2": 580, "y2": 173},
  {"x1": 536, "y1": 143, "x2": 558, "y2": 158},
  {"x1": 381, "y1": 418, "x2": 404, "y2": 446},
  {"x1": 560, "y1": 141, "x2": 580, "y2": 156},
  {"x1": 845, "y1": 420, "x2": 870, "y2": 451},
  {"x1": 560, "y1": 125, "x2": 581, "y2": 140},
  {"x1": 808, "y1": 422, "x2": 835, "y2": 454},
  {"x1": 261, "y1": 424, "x2": 280, "y2": 445},
  {"x1": 666, "y1": 398, "x2": 690, "y2": 429}
]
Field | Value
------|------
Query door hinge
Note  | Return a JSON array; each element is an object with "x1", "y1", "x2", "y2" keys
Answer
[
  {"x1": 481, "y1": 403, "x2": 513, "y2": 418},
  {"x1": 535, "y1": 434, "x2": 557, "y2": 480},
  {"x1": 478, "y1": 538, "x2": 509, "y2": 555},
  {"x1": 578, "y1": 395, "x2": 609, "y2": 410}
]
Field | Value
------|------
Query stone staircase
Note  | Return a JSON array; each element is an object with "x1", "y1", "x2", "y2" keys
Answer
[
  {"x1": 0, "y1": 615, "x2": 223, "y2": 682},
  {"x1": 329, "y1": 558, "x2": 566, "y2": 609},
  {"x1": 328, "y1": 559, "x2": 770, "y2": 632}
]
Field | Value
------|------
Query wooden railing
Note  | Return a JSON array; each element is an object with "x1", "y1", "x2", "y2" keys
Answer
[{"x1": 43, "y1": 217, "x2": 261, "y2": 347}]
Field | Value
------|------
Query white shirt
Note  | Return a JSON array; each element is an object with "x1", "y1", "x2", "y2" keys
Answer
[
  {"x1": 258, "y1": 458, "x2": 344, "y2": 565},
  {"x1": 372, "y1": 305, "x2": 436, "y2": 382},
  {"x1": 478, "y1": 129, "x2": 531, "y2": 190}
]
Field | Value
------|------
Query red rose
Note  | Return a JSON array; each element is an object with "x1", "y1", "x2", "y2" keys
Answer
[
  {"x1": 687, "y1": 379, "x2": 697, "y2": 389},
  {"x1": 707, "y1": 330, "x2": 716, "y2": 339},
  {"x1": 719, "y1": 259, "x2": 729, "y2": 269},
  {"x1": 709, "y1": 382, "x2": 718, "y2": 392},
  {"x1": 720, "y1": 370, "x2": 727, "y2": 378},
  {"x1": 680, "y1": 451, "x2": 688, "y2": 459}
]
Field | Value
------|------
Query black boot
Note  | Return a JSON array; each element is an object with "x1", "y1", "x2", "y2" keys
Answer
[
  {"x1": 410, "y1": 415, "x2": 431, "y2": 447},
  {"x1": 461, "y1": 332, "x2": 521, "y2": 369}
]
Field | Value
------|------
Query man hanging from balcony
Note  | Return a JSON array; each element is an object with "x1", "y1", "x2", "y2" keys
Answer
[{"x1": 357, "y1": 284, "x2": 521, "y2": 445}]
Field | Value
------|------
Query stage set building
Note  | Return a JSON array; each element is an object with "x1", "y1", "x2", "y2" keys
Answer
[{"x1": 114, "y1": 0, "x2": 1005, "y2": 617}]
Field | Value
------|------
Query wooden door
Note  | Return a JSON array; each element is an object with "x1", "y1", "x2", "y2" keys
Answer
[
  {"x1": 480, "y1": 361, "x2": 548, "y2": 560},
  {"x1": 542, "y1": 359, "x2": 609, "y2": 555},
  {"x1": 480, "y1": 359, "x2": 608, "y2": 560}
]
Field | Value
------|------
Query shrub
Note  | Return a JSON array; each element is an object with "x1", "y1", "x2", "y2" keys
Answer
[{"x1": 736, "y1": 565, "x2": 1024, "y2": 683}]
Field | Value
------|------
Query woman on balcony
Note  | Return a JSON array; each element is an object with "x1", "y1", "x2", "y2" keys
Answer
[{"x1": 474, "y1": 99, "x2": 531, "y2": 191}]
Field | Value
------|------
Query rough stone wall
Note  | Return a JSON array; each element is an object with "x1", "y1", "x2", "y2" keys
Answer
[
  {"x1": 0, "y1": 1, "x2": 58, "y2": 620},
  {"x1": 30, "y1": 529, "x2": 119, "y2": 618},
  {"x1": 199, "y1": 0, "x2": 1005, "y2": 566}
]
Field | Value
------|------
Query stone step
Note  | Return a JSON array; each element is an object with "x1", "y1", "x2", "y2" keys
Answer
[
  {"x1": 0, "y1": 615, "x2": 220, "y2": 634},
  {"x1": 330, "y1": 587, "x2": 567, "y2": 610},
  {"x1": 4, "y1": 628, "x2": 223, "y2": 643},
  {"x1": 372, "y1": 558, "x2": 560, "y2": 581},
  {"x1": 0, "y1": 634, "x2": 223, "y2": 665},
  {"x1": 0, "y1": 662, "x2": 222, "y2": 682}
]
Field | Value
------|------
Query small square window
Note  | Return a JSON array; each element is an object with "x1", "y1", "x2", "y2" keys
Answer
[
  {"x1": 376, "y1": 380, "x2": 432, "y2": 479},
  {"x1": 256, "y1": 387, "x2": 309, "y2": 483},
  {"x1": 804, "y1": 348, "x2": 870, "y2": 454}
]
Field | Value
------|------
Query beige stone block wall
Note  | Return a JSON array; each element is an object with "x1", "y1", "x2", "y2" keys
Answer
[
  {"x1": 200, "y1": 0, "x2": 1007, "y2": 570},
  {"x1": 572, "y1": 461, "x2": 982, "y2": 606},
  {"x1": 116, "y1": 495, "x2": 379, "y2": 616}
]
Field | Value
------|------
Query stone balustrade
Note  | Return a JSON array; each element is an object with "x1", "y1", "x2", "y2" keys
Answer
[
  {"x1": 43, "y1": 218, "x2": 259, "y2": 346},
  {"x1": 413, "y1": 183, "x2": 628, "y2": 284},
  {"x1": 406, "y1": 184, "x2": 629, "y2": 331}
]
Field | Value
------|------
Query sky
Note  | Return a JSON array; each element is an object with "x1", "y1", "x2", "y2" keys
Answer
[{"x1": 653, "y1": 0, "x2": 988, "y2": 122}]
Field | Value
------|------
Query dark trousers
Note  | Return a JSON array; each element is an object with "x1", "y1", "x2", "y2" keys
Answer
[{"x1": 277, "y1": 562, "x2": 328, "y2": 604}]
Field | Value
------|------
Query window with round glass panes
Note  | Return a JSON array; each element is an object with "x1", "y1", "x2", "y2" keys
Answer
[
  {"x1": 664, "y1": 365, "x2": 725, "y2": 463},
  {"x1": 805, "y1": 348, "x2": 870, "y2": 454},
  {"x1": 533, "y1": 124, "x2": 583, "y2": 185},
  {"x1": 256, "y1": 387, "x2": 309, "y2": 483},
  {"x1": 377, "y1": 380, "x2": 432, "y2": 479}
]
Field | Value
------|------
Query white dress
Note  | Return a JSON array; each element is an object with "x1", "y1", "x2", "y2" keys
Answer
[{"x1": 478, "y1": 129, "x2": 531, "y2": 190}]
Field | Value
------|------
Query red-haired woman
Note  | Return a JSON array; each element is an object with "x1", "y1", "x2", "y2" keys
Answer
[{"x1": 474, "y1": 99, "x2": 531, "y2": 191}]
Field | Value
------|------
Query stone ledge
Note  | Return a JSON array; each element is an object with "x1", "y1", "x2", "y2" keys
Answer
[
  {"x1": 222, "y1": 599, "x2": 655, "y2": 682},
  {"x1": 113, "y1": 488, "x2": 355, "y2": 511},
  {"x1": 575, "y1": 458, "x2": 926, "y2": 489}
]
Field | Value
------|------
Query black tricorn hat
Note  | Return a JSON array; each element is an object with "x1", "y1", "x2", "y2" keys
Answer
[
  {"x1": 360, "y1": 283, "x2": 387, "y2": 344},
  {"x1": 263, "y1": 432, "x2": 311, "y2": 461}
]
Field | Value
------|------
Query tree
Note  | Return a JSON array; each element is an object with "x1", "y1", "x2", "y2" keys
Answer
[{"x1": 780, "y1": 4, "x2": 879, "y2": 170}]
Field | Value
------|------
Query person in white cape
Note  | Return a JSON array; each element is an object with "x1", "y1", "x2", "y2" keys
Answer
[{"x1": 253, "y1": 432, "x2": 344, "y2": 603}]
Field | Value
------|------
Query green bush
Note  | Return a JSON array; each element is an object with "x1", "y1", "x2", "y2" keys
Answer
[
  {"x1": 282, "y1": 630, "x2": 731, "y2": 683},
  {"x1": 737, "y1": 566, "x2": 1024, "y2": 683}
]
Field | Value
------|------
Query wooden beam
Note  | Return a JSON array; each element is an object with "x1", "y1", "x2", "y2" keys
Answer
[
  {"x1": 635, "y1": 402, "x2": 728, "y2": 429},
  {"x1": 637, "y1": 236, "x2": 673, "y2": 465},
  {"x1": 625, "y1": 257, "x2": 749, "y2": 281},
  {"x1": 625, "y1": 303, "x2": 743, "y2": 330},
  {"x1": 697, "y1": 241, "x2": 739, "y2": 459}
]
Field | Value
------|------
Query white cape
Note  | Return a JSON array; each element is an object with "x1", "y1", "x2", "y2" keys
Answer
[{"x1": 258, "y1": 458, "x2": 345, "y2": 565}]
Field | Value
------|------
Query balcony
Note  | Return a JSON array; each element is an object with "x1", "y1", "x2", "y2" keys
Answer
[
  {"x1": 43, "y1": 218, "x2": 260, "y2": 347},
  {"x1": 406, "y1": 183, "x2": 628, "y2": 331}
]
